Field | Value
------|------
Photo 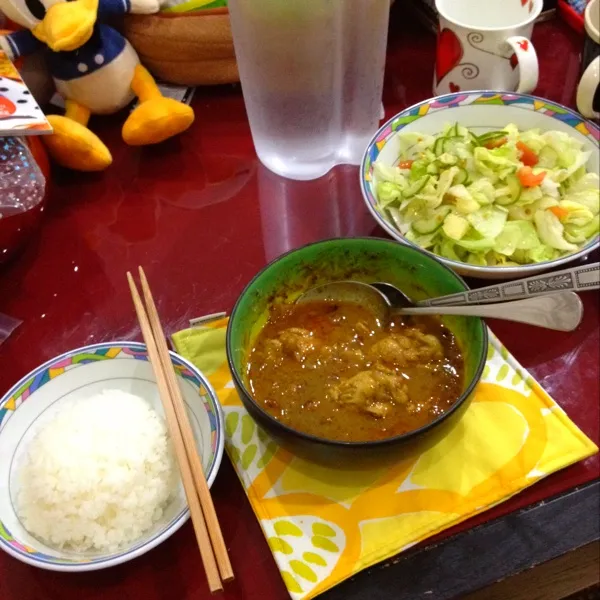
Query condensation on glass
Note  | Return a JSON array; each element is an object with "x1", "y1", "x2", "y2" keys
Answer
[{"x1": 228, "y1": 0, "x2": 390, "y2": 180}]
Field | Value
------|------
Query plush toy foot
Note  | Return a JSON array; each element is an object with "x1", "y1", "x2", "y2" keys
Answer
[
  {"x1": 122, "y1": 98, "x2": 195, "y2": 146},
  {"x1": 44, "y1": 115, "x2": 112, "y2": 171}
]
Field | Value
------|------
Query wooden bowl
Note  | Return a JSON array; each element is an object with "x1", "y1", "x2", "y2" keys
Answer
[{"x1": 123, "y1": 9, "x2": 239, "y2": 86}]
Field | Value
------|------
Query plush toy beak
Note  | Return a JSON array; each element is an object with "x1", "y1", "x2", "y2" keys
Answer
[{"x1": 33, "y1": 0, "x2": 99, "y2": 52}]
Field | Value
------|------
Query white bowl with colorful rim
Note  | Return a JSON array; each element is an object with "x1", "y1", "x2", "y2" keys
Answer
[
  {"x1": 360, "y1": 91, "x2": 600, "y2": 280},
  {"x1": 0, "y1": 341, "x2": 224, "y2": 571}
]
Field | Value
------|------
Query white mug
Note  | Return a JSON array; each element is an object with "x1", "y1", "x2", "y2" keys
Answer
[
  {"x1": 576, "y1": 0, "x2": 599, "y2": 120},
  {"x1": 434, "y1": 0, "x2": 542, "y2": 95}
]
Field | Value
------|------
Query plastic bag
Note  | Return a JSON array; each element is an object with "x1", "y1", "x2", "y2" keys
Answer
[
  {"x1": 0, "y1": 137, "x2": 45, "y2": 215},
  {"x1": 0, "y1": 312, "x2": 21, "y2": 345},
  {"x1": 0, "y1": 137, "x2": 46, "y2": 262}
]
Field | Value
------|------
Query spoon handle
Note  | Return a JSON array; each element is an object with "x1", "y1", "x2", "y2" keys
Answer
[
  {"x1": 417, "y1": 262, "x2": 599, "y2": 307},
  {"x1": 397, "y1": 291, "x2": 583, "y2": 331}
]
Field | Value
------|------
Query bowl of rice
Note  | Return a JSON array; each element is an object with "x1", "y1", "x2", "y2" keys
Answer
[{"x1": 0, "y1": 341, "x2": 224, "y2": 571}]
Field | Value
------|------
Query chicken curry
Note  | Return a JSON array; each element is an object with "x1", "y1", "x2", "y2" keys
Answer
[{"x1": 246, "y1": 300, "x2": 464, "y2": 442}]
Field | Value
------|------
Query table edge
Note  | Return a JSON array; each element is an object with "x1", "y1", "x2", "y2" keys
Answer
[{"x1": 323, "y1": 480, "x2": 600, "y2": 600}]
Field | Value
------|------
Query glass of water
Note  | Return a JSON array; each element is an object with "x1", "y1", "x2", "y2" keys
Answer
[{"x1": 228, "y1": 0, "x2": 390, "y2": 181}]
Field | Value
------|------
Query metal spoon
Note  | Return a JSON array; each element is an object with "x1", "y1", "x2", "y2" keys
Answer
[
  {"x1": 372, "y1": 262, "x2": 599, "y2": 309},
  {"x1": 297, "y1": 281, "x2": 583, "y2": 331},
  {"x1": 393, "y1": 262, "x2": 598, "y2": 308}
]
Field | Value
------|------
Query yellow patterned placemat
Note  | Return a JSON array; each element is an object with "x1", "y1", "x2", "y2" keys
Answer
[{"x1": 173, "y1": 317, "x2": 597, "y2": 600}]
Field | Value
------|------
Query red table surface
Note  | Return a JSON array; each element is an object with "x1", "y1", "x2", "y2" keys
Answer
[{"x1": 0, "y1": 11, "x2": 598, "y2": 600}]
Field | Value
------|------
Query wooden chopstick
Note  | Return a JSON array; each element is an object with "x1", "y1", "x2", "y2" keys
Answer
[
  {"x1": 127, "y1": 273, "x2": 223, "y2": 593},
  {"x1": 138, "y1": 267, "x2": 234, "y2": 583}
]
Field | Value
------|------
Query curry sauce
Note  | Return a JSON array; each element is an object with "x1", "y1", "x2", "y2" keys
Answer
[{"x1": 246, "y1": 300, "x2": 464, "y2": 442}]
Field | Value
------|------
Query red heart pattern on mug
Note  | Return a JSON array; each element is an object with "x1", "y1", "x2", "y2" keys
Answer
[
  {"x1": 449, "y1": 82, "x2": 461, "y2": 93},
  {"x1": 520, "y1": 0, "x2": 533, "y2": 12},
  {"x1": 436, "y1": 28, "x2": 464, "y2": 84},
  {"x1": 517, "y1": 40, "x2": 529, "y2": 51},
  {"x1": 510, "y1": 53, "x2": 519, "y2": 70}
]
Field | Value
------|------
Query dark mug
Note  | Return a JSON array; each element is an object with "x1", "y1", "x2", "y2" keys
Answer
[{"x1": 577, "y1": 0, "x2": 599, "y2": 119}]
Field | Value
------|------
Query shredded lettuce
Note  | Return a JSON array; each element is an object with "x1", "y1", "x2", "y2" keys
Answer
[
  {"x1": 494, "y1": 220, "x2": 541, "y2": 255},
  {"x1": 534, "y1": 210, "x2": 578, "y2": 251},
  {"x1": 565, "y1": 215, "x2": 600, "y2": 243},
  {"x1": 377, "y1": 181, "x2": 403, "y2": 208},
  {"x1": 558, "y1": 201, "x2": 594, "y2": 226},
  {"x1": 467, "y1": 206, "x2": 508, "y2": 239},
  {"x1": 374, "y1": 162, "x2": 407, "y2": 185},
  {"x1": 562, "y1": 189, "x2": 599, "y2": 215},
  {"x1": 373, "y1": 122, "x2": 598, "y2": 267}
]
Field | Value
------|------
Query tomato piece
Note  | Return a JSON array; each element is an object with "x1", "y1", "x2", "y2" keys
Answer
[
  {"x1": 484, "y1": 137, "x2": 507, "y2": 149},
  {"x1": 549, "y1": 206, "x2": 569, "y2": 220},
  {"x1": 516, "y1": 141, "x2": 539, "y2": 167},
  {"x1": 517, "y1": 166, "x2": 546, "y2": 188},
  {"x1": 398, "y1": 160, "x2": 414, "y2": 169}
]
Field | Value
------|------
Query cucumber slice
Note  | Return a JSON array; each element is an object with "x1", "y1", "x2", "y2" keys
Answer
[
  {"x1": 386, "y1": 207, "x2": 407, "y2": 232},
  {"x1": 443, "y1": 136, "x2": 464, "y2": 154},
  {"x1": 537, "y1": 146, "x2": 559, "y2": 169},
  {"x1": 439, "y1": 153, "x2": 458, "y2": 166},
  {"x1": 433, "y1": 137, "x2": 445, "y2": 156},
  {"x1": 412, "y1": 206, "x2": 452, "y2": 234},
  {"x1": 442, "y1": 213, "x2": 470, "y2": 240},
  {"x1": 438, "y1": 238, "x2": 463, "y2": 262},
  {"x1": 477, "y1": 131, "x2": 507, "y2": 145},
  {"x1": 456, "y1": 124, "x2": 469, "y2": 138},
  {"x1": 413, "y1": 219, "x2": 441, "y2": 235},
  {"x1": 401, "y1": 197, "x2": 427, "y2": 222},
  {"x1": 402, "y1": 175, "x2": 429, "y2": 199},
  {"x1": 468, "y1": 132, "x2": 480, "y2": 146},
  {"x1": 453, "y1": 167, "x2": 468, "y2": 185},
  {"x1": 496, "y1": 175, "x2": 522, "y2": 206},
  {"x1": 405, "y1": 228, "x2": 438, "y2": 249},
  {"x1": 409, "y1": 159, "x2": 428, "y2": 181}
]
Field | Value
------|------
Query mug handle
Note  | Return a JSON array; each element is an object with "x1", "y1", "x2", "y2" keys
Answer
[
  {"x1": 576, "y1": 56, "x2": 600, "y2": 120},
  {"x1": 506, "y1": 36, "x2": 539, "y2": 94}
]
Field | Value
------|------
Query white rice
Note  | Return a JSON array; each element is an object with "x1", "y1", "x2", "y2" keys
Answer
[{"x1": 15, "y1": 389, "x2": 178, "y2": 553}]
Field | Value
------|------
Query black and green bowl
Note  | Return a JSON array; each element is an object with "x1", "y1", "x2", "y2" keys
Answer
[{"x1": 226, "y1": 238, "x2": 488, "y2": 452}]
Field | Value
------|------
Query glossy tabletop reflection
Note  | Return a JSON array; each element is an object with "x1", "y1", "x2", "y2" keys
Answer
[{"x1": 0, "y1": 9, "x2": 598, "y2": 600}]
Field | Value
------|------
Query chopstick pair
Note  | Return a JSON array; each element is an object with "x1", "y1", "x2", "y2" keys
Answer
[{"x1": 127, "y1": 267, "x2": 233, "y2": 593}]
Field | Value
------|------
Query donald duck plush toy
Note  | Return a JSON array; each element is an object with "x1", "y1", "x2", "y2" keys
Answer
[{"x1": 0, "y1": 0, "x2": 195, "y2": 170}]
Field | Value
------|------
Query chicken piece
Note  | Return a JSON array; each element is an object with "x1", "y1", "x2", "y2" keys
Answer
[
  {"x1": 363, "y1": 401, "x2": 391, "y2": 418},
  {"x1": 263, "y1": 339, "x2": 283, "y2": 364},
  {"x1": 355, "y1": 321, "x2": 375, "y2": 340},
  {"x1": 370, "y1": 330, "x2": 443, "y2": 366},
  {"x1": 319, "y1": 343, "x2": 365, "y2": 365},
  {"x1": 405, "y1": 328, "x2": 444, "y2": 359},
  {"x1": 341, "y1": 347, "x2": 365, "y2": 363},
  {"x1": 327, "y1": 369, "x2": 409, "y2": 419},
  {"x1": 370, "y1": 335, "x2": 415, "y2": 365},
  {"x1": 374, "y1": 370, "x2": 409, "y2": 405},
  {"x1": 279, "y1": 327, "x2": 318, "y2": 361},
  {"x1": 328, "y1": 370, "x2": 371, "y2": 404}
]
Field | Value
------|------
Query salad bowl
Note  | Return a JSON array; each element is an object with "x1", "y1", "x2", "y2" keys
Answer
[{"x1": 360, "y1": 91, "x2": 599, "y2": 279}]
